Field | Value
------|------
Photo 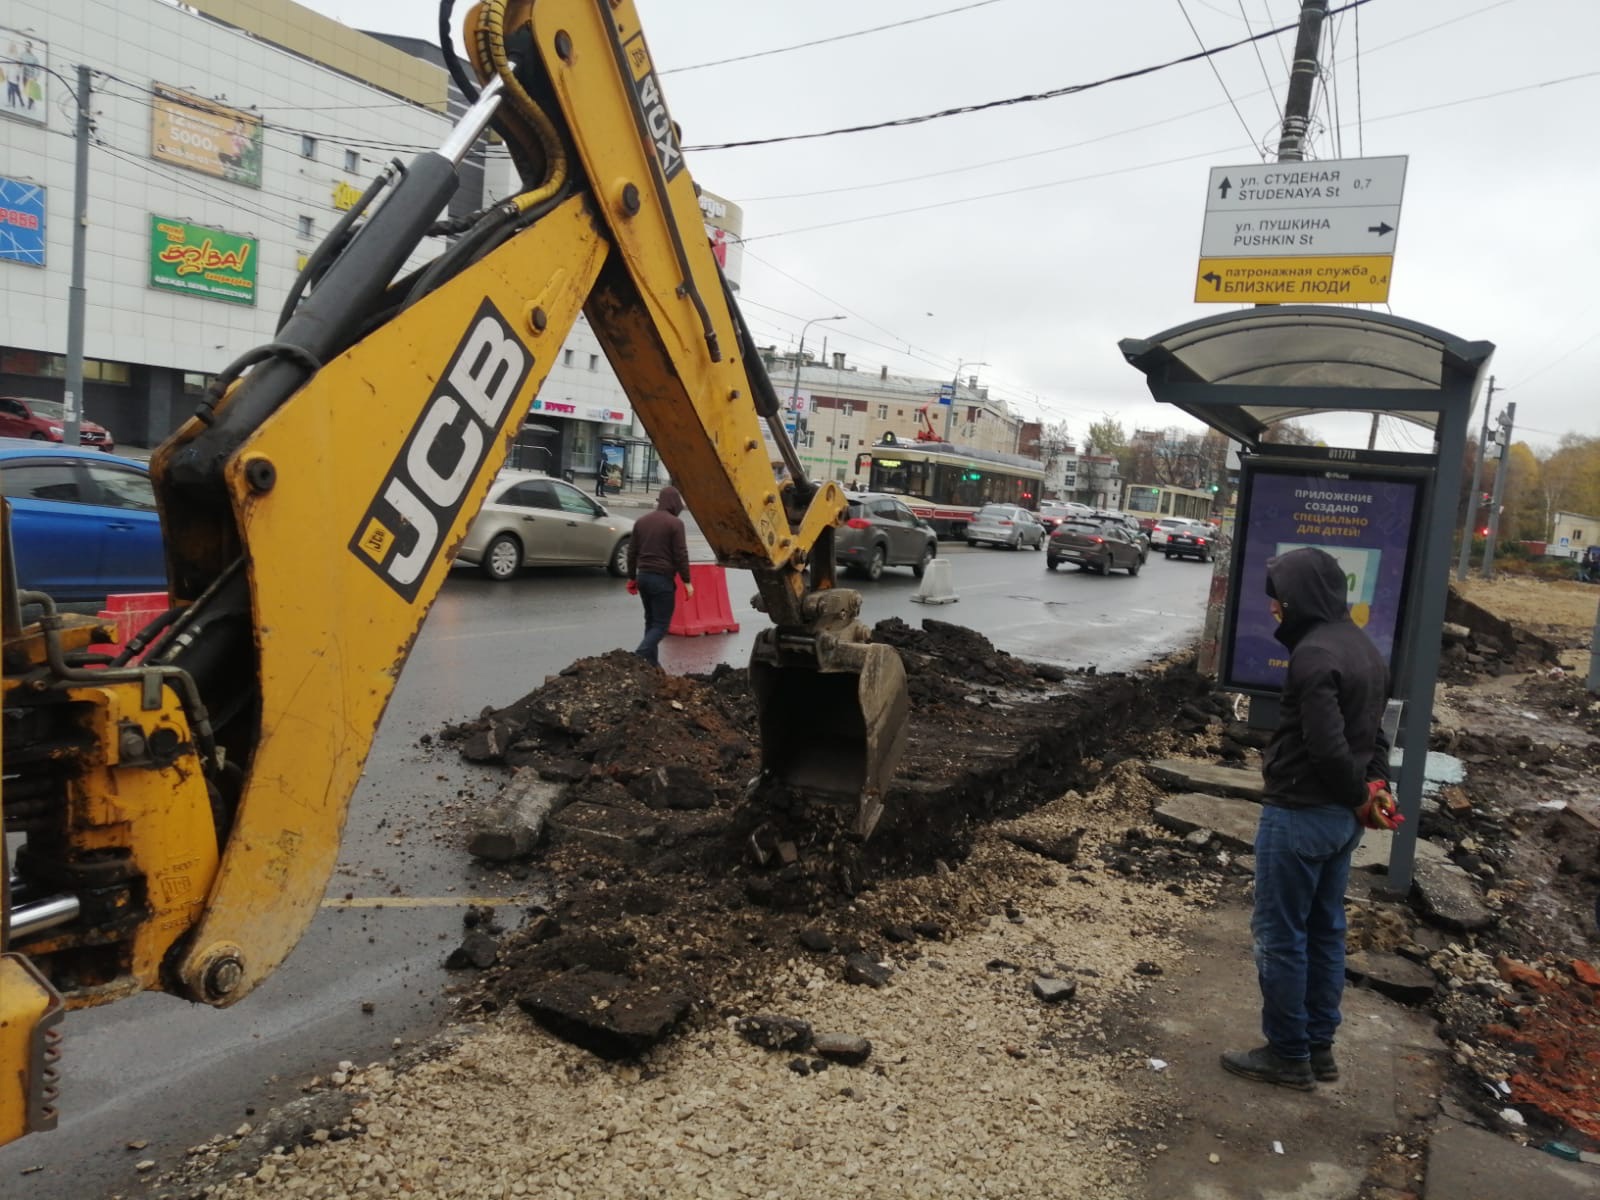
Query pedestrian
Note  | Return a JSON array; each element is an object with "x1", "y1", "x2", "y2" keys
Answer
[
  {"x1": 594, "y1": 453, "x2": 608, "y2": 498},
  {"x1": 625, "y1": 485, "x2": 693, "y2": 668},
  {"x1": 1222, "y1": 546, "x2": 1401, "y2": 1091}
]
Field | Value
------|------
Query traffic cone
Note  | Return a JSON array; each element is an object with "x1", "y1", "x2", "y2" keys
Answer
[
  {"x1": 910, "y1": 557, "x2": 958, "y2": 605},
  {"x1": 668, "y1": 564, "x2": 741, "y2": 636}
]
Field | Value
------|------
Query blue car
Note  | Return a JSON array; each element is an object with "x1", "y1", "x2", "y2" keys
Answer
[{"x1": 0, "y1": 439, "x2": 166, "y2": 602}]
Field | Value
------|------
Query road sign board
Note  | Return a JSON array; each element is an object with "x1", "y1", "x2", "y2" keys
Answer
[
  {"x1": 1195, "y1": 155, "x2": 1407, "y2": 305},
  {"x1": 1194, "y1": 255, "x2": 1393, "y2": 303}
]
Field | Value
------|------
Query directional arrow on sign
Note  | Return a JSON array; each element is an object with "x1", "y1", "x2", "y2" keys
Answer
[
  {"x1": 1201, "y1": 271, "x2": 1222, "y2": 290},
  {"x1": 1217, "y1": 177, "x2": 1232, "y2": 199},
  {"x1": 1368, "y1": 221, "x2": 1394, "y2": 236}
]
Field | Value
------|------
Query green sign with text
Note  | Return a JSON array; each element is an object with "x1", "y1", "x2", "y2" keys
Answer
[{"x1": 149, "y1": 216, "x2": 257, "y2": 306}]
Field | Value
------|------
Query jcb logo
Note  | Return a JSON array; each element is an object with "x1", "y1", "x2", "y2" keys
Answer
[
  {"x1": 634, "y1": 71, "x2": 681, "y2": 180},
  {"x1": 351, "y1": 300, "x2": 532, "y2": 600}
]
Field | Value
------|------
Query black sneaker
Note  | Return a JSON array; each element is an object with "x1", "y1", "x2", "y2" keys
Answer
[
  {"x1": 1310, "y1": 1044, "x2": 1339, "y2": 1082},
  {"x1": 1220, "y1": 1045, "x2": 1315, "y2": 1091}
]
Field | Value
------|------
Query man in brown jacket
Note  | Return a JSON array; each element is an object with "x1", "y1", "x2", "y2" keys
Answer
[{"x1": 626, "y1": 485, "x2": 693, "y2": 667}]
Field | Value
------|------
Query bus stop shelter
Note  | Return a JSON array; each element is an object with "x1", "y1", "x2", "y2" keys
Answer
[{"x1": 1119, "y1": 306, "x2": 1494, "y2": 892}]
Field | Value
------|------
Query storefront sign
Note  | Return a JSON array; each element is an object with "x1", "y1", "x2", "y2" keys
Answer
[
  {"x1": 151, "y1": 83, "x2": 263, "y2": 188},
  {"x1": 1223, "y1": 463, "x2": 1424, "y2": 693},
  {"x1": 1, "y1": 28, "x2": 47, "y2": 127},
  {"x1": 149, "y1": 216, "x2": 258, "y2": 306},
  {"x1": 332, "y1": 180, "x2": 361, "y2": 211},
  {"x1": 0, "y1": 175, "x2": 45, "y2": 265}
]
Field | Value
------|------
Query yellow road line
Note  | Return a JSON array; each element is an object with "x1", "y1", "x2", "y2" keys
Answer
[{"x1": 320, "y1": 896, "x2": 522, "y2": 909}]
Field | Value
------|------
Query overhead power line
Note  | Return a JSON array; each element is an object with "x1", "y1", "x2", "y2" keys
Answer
[
  {"x1": 1237, "y1": 0, "x2": 1284, "y2": 121},
  {"x1": 1175, "y1": 0, "x2": 1266, "y2": 160},
  {"x1": 682, "y1": 0, "x2": 1374, "y2": 153},
  {"x1": 661, "y1": 0, "x2": 1009, "y2": 75}
]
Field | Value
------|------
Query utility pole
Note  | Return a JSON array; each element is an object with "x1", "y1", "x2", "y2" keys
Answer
[
  {"x1": 1276, "y1": 1, "x2": 1329, "y2": 162},
  {"x1": 943, "y1": 359, "x2": 987, "y2": 442},
  {"x1": 1481, "y1": 400, "x2": 1516, "y2": 578},
  {"x1": 1455, "y1": 375, "x2": 1496, "y2": 581},
  {"x1": 63, "y1": 63, "x2": 91, "y2": 449}
]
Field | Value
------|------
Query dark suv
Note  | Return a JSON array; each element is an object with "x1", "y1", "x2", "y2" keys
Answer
[
  {"x1": 836, "y1": 492, "x2": 937, "y2": 580},
  {"x1": 1085, "y1": 510, "x2": 1150, "y2": 559}
]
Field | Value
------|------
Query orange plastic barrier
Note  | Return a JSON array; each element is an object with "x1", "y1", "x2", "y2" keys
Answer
[
  {"x1": 95, "y1": 592, "x2": 170, "y2": 659},
  {"x1": 668, "y1": 564, "x2": 740, "y2": 637}
]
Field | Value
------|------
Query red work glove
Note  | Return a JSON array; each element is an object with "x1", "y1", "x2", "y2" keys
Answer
[
  {"x1": 1356, "y1": 780, "x2": 1403, "y2": 831},
  {"x1": 625, "y1": 579, "x2": 638, "y2": 596}
]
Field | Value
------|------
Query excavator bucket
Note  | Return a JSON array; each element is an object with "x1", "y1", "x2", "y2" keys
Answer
[{"x1": 749, "y1": 632, "x2": 909, "y2": 840}]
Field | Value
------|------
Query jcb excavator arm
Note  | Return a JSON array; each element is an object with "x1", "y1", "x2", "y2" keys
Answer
[{"x1": 1, "y1": 0, "x2": 906, "y2": 1144}]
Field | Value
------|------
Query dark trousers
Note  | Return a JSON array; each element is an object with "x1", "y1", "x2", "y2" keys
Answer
[
  {"x1": 633, "y1": 572, "x2": 676, "y2": 666},
  {"x1": 1251, "y1": 803, "x2": 1363, "y2": 1060}
]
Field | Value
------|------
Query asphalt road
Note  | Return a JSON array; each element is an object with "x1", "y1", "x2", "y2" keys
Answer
[{"x1": 0, "y1": 532, "x2": 1211, "y2": 1196}]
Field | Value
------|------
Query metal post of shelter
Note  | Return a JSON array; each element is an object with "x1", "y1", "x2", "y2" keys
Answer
[{"x1": 1119, "y1": 307, "x2": 1493, "y2": 894}]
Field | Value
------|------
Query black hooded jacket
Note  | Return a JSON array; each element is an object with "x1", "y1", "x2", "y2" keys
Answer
[
  {"x1": 628, "y1": 486, "x2": 691, "y2": 583},
  {"x1": 1261, "y1": 547, "x2": 1391, "y2": 810}
]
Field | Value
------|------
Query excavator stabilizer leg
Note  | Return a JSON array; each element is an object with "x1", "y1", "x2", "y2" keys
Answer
[{"x1": 748, "y1": 602, "x2": 909, "y2": 840}]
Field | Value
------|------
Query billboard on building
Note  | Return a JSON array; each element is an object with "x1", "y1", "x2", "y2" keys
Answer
[
  {"x1": 699, "y1": 190, "x2": 744, "y2": 287},
  {"x1": 0, "y1": 176, "x2": 45, "y2": 265},
  {"x1": 151, "y1": 83, "x2": 264, "y2": 188},
  {"x1": 149, "y1": 216, "x2": 258, "y2": 305},
  {"x1": 1, "y1": 28, "x2": 47, "y2": 126}
]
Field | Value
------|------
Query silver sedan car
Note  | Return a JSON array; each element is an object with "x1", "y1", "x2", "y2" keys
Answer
[
  {"x1": 457, "y1": 470, "x2": 634, "y2": 581},
  {"x1": 965, "y1": 503, "x2": 1047, "y2": 550}
]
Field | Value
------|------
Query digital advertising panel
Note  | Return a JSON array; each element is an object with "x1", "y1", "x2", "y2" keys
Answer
[
  {"x1": 149, "y1": 216, "x2": 258, "y2": 305},
  {"x1": 151, "y1": 83, "x2": 264, "y2": 188},
  {"x1": 1223, "y1": 459, "x2": 1427, "y2": 694}
]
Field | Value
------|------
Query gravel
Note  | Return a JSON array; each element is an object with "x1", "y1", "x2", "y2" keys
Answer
[{"x1": 191, "y1": 765, "x2": 1217, "y2": 1200}]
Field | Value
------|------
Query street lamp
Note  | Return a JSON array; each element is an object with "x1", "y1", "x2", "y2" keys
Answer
[
  {"x1": 943, "y1": 358, "x2": 988, "y2": 442},
  {"x1": 790, "y1": 315, "x2": 846, "y2": 437}
]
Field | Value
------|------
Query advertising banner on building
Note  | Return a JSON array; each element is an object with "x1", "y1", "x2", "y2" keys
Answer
[
  {"x1": 0, "y1": 176, "x2": 45, "y2": 265},
  {"x1": 599, "y1": 442, "x2": 625, "y2": 489},
  {"x1": 149, "y1": 216, "x2": 258, "y2": 305},
  {"x1": 1223, "y1": 461, "x2": 1425, "y2": 694},
  {"x1": 699, "y1": 189, "x2": 744, "y2": 287},
  {"x1": 1, "y1": 28, "x2": 47, "y2": 126},
  {"x1": 151, "y1": 83, "x2": 264, "y2": 188}
]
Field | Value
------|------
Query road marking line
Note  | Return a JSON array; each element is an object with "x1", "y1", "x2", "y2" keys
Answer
[{"x1": 321, "y1": 896, "x2": 521, "y2": 908}]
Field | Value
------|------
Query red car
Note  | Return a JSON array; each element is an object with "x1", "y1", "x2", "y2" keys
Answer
[{"x1": 0, "y1": 396, "x2": 116, "y2": 452}]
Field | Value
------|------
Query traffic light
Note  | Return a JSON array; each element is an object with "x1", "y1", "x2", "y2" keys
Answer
[{"x1": 1207, "y1": 483, "x2": 1220, "y2": 494}]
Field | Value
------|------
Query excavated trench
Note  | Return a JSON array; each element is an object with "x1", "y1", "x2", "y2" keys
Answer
[{"x1": 439, "y1": 618, "x2": 1212, "y2": 1058}]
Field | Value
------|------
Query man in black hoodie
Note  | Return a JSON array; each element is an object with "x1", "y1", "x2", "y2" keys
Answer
[
  {"x1": 1222, "y1": 546, "x2": 1399, "y2": 1091},
  {"x1": 626, "y1": 486, "x2": 693, "y2": 667}
]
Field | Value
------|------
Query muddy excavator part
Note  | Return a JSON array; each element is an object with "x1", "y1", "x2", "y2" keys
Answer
[{"x1": 749, "y1": 624, "x2": 909, "y2": 840}]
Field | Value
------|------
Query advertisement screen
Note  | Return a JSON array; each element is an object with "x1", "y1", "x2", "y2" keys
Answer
[
  {"x1": 1, "y1": 28, "x2": 47, "y2": 126},
  {"x1": 1225, "y1": 466, "x2": 1423, "y2": 693},
  {"x1": 149, "y1": 216, "x2": 258, "y2": 305},
  {"x1": 0, "y1": 175, "x2": 45, "y2": 265},
  {"x1": 151, "y1": 83, "x2": 264, "y2": 188}
]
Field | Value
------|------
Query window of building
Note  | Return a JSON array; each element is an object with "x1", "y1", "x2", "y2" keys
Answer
[
  {"x1": 301, "y1": 134, "x2": 318, "y2": 159},
  {"x1": 344, "y1": 148, "x2": 360, "y2": 172},
  {"x1": 298, "y1": 215, "x2": 315, "y2": 238},
  {"x1": 837, "y1": 435, "x2": 851, "y2": 451},
  {"x1": 588, "y1": 354, "x2": 599, "y2": 372},
  {"x1": 0, "y1": 350, "x2": 130, "y2": 384},
  {"x1": 563, "y1": 348, "x2": 574, "y2": 367},
  {"x1": 182, "y1": 372, "x2": 216, "y2": 396},
  {"x1": 876, "y1": 404, "x2": 887, "y2": 420}
]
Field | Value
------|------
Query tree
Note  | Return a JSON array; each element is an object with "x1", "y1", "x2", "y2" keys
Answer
[
  {"x1": 1537, "y1": 434, "x2": 1600, "y2": 531},
  {"x1": 1085, "y1": 416, "x2": 1127, "y2": 466},
  {"x1": 1260, "y1": 419, "x2": 1317, "y2": 446}
]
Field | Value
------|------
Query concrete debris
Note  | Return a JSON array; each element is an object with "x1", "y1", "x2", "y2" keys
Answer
[
  {"x1": 812, "y1": 1033, "x2": 873, "y2": 1066},
  {"x1": 843, "y1": 953, "x2": 893, "y2": 988},
  {"x1": 1144, "y1": 758, "x2": 1265, "y2": 800},
  {"x1": 444, "y1": 930, "x2": 499, "y2": 971},
  {"x1": 1153, "y1": 792, "x2": 1260, "y2": 852},
  {"x1": 1030, "y1": 976, "x2": 1078, "y2": 1004},
  {"x1": 516, "y1": 970, "x2": 691, "y2": 1060},
  {"x1": 1412, "y1": 857, "x2": 1496, "y2": 932},
  {"x1": 1344, "y1": 950, "x2": 1438, "y2": 1004},
  {"x1": 466, "y1": 769, "x2": 571, "y2": 861},
  {"x1": 735, "y1": 1014, "x2": 813, "y2": 1053}
]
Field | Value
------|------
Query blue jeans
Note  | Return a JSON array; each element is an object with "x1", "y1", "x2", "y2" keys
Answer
[
  {"x1": 633, "y1": 572, "x2": 676, "y2": 666},
  {"x1": 1252, "y1": 803, "x2": 1363, "y2": 1060}
]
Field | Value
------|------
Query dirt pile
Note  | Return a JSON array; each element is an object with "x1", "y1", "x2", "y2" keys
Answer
[{"x1": 437, "y1": 619, "x2": 1209, "y2": 1061}]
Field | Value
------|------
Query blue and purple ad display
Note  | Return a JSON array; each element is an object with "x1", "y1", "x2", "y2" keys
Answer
[{"x1": 1225, "y1": 469, "x2": 1422, "y2": 693}]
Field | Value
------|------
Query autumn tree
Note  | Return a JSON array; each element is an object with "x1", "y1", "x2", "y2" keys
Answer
[{"x1": 1086, "y1": 416, "x2": 1129, "y2": 470}]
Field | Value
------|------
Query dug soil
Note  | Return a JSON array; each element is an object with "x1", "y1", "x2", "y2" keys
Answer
[{"x1": 436, "y1": 618, "x2": 1212, "y2": 1053}]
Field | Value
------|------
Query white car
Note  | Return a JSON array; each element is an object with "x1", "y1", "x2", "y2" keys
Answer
[{"x1": 457, "y1": 470, "x2": 634, "y2": 581}]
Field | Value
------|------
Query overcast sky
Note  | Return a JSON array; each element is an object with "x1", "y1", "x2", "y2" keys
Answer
[{"x1": 306, "y1": 0, "x2": 1596, "y2": 453}]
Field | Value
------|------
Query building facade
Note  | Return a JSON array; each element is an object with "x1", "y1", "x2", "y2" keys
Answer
[{"x1": 1, "y1": 0, "x2": 456, "y2": 447}]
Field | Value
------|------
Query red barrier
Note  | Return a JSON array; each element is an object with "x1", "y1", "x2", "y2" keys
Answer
[
  {"x1": 95, "y1": 592, "x2": 170, "y2": 661},
  {"x1": 668, "y1": 564, "x2": 740, "y2": 637}
]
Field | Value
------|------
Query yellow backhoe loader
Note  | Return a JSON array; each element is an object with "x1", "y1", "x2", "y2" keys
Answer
[{"x1": 0, "y1": 0, "x2": 909, "y2": 1145}]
